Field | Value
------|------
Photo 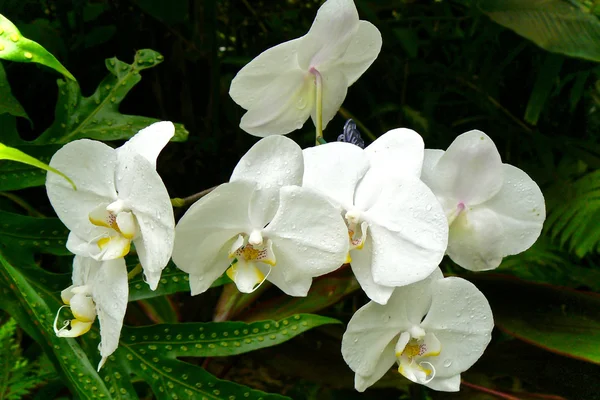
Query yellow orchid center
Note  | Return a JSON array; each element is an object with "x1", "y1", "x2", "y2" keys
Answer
[
  {"x1": 225, "y1": 233, "x2": 276, "y2": 293},
  {"x1": 54, "y1": 285, "x2": 97, "y2": 338},
  {"x1": 344, "y1": 208, "x2": 368, "y2": 263},
  {"x1": 88, "y1": 200, "x2": 138, "y2": 260},
  {"x1": 395, "y1": 330, "x2": 442, "y2": 385}
]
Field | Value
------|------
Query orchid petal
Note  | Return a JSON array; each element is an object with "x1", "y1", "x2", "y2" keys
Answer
[
  {"x1": 116, "y1": 149, "x2": 174, "y2": 289},
  {"x1": 363, "y1": 174, "x2": 448, "y2": 286},
  {"x1": 298, "y1": 0, "x2": 359, "y2": 70},
  {"x1": 303, "y1": 141, "x2": 369, "y2": 208},
  {"x1": 117, "y1": 121, "x2": 175, "y2": 169},
  {"x1": 173, "y1": 182, "x2": 256, "y2": 294},
  {"x1": 349, "y1": 236, "x2": 394, "y2": 305},
  {"x1": 354, "y1": 340, "x2": 397, "y2": 392},
  {"x1": 92, "y1": 258, "x2": 128, "y2": 371},
  {"x1": 226, "y1": 259, "x2": 267, "y2": 294},
  {"x1": 229, "y1": 38, "x2": 302, "y2": 110},
  {"x1": 264, "y1": 186, "x2": 349, "y2": 295},
  {"x1": 72, "y1": 253, "x2": 93, "y2": 286},
  {"x1": 481, "y1": 164, "x2": 545, "y2": 256},
  {"x1": 424, "y1": 374, "x2": 461, "y2": 392},
  {"x1": 46, "y1": 139, "x2": 118, "y2": 240},
  {"x1": 421, "y1": 149, "x2": 444, "y2": 176},
  {"x1": 422, "y1": 130, "x2": 503, "y2": 207},
  {"x1": 336, "y1": 20, "x2": 382, "y2": 85},
  {"x1": 66, "y1": 231, "x2": 106, "y2": 259},
  {"x1": 231, "y1": 135, "x2": 304, "y2": 226},
  {"x1": 262, "y1": 265, "x2": 314, "y2": 297},
  {"x1": 365, "y1": 128, "x2": 424, "y2": 178},
  {"x1": 239, "y1": 70, "x2": 314, "y2": 137},
  {"x1": 310, "y1": 69, "x2": 349, "y2": 130},
  {"x1": 420, "y1": 277, "x2": 494, "y2": 378},
  {"x1": 447, "y1": 207, "x2": 505, "y2": 271}
]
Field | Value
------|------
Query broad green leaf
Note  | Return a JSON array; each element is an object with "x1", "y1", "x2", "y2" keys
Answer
[
  {"x1": 0, "y1": 144, "x2": 60, "y2": 191},
  {"x1": 240, "y1": 269, "x2": 360, "y2": 322},
  {"x1": 102, "y1": 314, "x2": 337, "y2": 400},
  {"x1": 0, "y1": 14, "x2": 75, "y2": 80},
  {"x1": 0, "y1": 61, "x2": 28, "y2": 119},
  {"x1": 477, "y1": 0, "x2": 600, "y2": 62},
  {"x1": 0, "y1": 142, "x2": 75, "y2": 189},
  {"x1": 0, "y1": 251, "x2": 112, "y2": 399},
  {"x1": 471, "y1": 274, "x2": 600, "y2": 364},
  {"x1": 524, "y1": 53, "x2": 564, "y2": 125},
  {"x1": 33, "y1": 49, "x2": 189, "y2": 145}
]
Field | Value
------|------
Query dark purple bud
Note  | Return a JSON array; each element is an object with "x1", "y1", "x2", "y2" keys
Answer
[{"x1": 337, "y1": 119, "x2": 365, "y2": 149}]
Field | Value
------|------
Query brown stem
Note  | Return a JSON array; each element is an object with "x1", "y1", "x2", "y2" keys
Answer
[{"x1": 461, "y1": 380, "x2": 521, "y2": 400}]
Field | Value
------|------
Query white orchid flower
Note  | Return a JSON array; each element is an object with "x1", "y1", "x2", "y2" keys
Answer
[
  {"x1": 229, "y1": 0, "x2": 382, "y2": 141},
  {"x1": 173, "y1": 136, "x2": 349, "y2": 296},
  {"x1": 45, "y1": 122, "x2": 176, "y2": 290},
  {"x1": 54, "y1": 256, "x2": 128, "y2": 371},
  {"x1": 303, "y1": 128, "x2": 448, "y2": 304},
  {"x1": 420, "y1": 130, "x2": 545, "y2": 271},
  {"x1": 342, "y1": 268, "x2": 494, "y2": 392}
]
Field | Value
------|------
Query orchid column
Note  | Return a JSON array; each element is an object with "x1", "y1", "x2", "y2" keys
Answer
[{"x1": 229, "y1": 0, "x2": 382, "y2": 143}]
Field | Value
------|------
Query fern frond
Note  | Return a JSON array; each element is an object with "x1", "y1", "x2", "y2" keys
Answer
[{"x1": 545, "y1": 169, "x2": 600, "y2": 257}]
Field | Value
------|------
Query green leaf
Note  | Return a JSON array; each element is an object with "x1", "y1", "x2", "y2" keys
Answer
[
  {"x1": 0, "y1": 144, "x2": 60, "y2": 191},
  {"x1": 240, "y1": 269, "x2": 360, "y2": 322},
  {"x1": 477, "y1": 0, "x2": 600, "y2": 62},
  {"x1": 471, "y1": 274, "x2": 600, "y2": 364},
  {"x1": 104, "y1": 314, "x2": 337, "y2": 400},
  {"x1": 33, "y1": 49, "x2": 189, "y2": 145},
  {"x1": 0, "y1": 251, "x2": 112, "y2": 399},
  {"x1": 0, "y1": 62, "x2": 28, "y2": 120},
  {"x1": 0, "y1": 142, "x2": 75, "y2": 189},
  {"x1": 524, "y1": 53, "x2": 564, "y2": 125},
  {"x1": 0, "y1": 14, "x2": 75, "y2": 80}
]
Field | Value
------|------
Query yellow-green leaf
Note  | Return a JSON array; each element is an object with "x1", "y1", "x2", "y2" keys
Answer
[
  {"x1": 0, "y1": 14, "x2": 75, "y2": 80},
  {"x1": 0, "y1": 142, "x2": 75, "y2": 190}
]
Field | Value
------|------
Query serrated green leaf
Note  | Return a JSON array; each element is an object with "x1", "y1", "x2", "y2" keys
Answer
[
  {"x1": 471, "y1": 274, "x2": 600, "y2": 365},
  {"x1": 478, "y1": 0, "x2": 600, "y2": 62},
  {"x1": 33, "y1": 49, "x2": 188, "y2": 145},
  {"x1": 0, "y1": 14, "x2": 75, "y2": 80},
  {"x1": 0, "y1": 61, "x2": 28, "y2": 120},
  {"x1": 0, "y1": 142, "x2": 75, "y2": 189},
  {"x1": 0, "y1": 144, "x2": 61, "y2": 191}
]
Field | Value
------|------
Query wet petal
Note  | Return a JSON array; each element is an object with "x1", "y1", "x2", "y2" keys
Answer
[
  {"x1": 264, "y1": 186, "x2": 349, "y2": 295},
  {"x1": 231, "y1": 135, "x2": 304, "y2": 226},
  {"x1": 421, "y1": 130, "x2": 503, "y2": 207},
  {"x1": 239, "y1": 70, "x2": 314, "y2": 137},
  {"x1": 92, "y1": 258, "x2": 128, "y2": 371},
  {"x1": 482, "y1": 164, "x2": 545, "y2": 256},
  {"x1": 303, "y1": 141, "x2": 369, "y2": 209},
  {"x1": 46, "y1": 139, "x2": 118, "y2": 240},
  {"x1": 425, "y1": 374, "x2": 461, "y2": 392},
  {"x1": 364, "y1": 174, "x2": 448, "y2": 287},
  {"x1": 230, "y1": 38, "x2": 303, "y2": 110},
  {"x1": 116, "y1": 149, "x2": 175, "y2": 290},
  {"x1": 336, "y1": 20, "x2": 382, "y2": 85},
  {"x1": 420, "y1": 277, "x2": 494, "y2": 379},
  {"x1": 349, "y1": 236, "x2": 394, "y2": 305},
  {"x1": 298, "y1": 0, "x2": 359, "y2": 70},
  {"x1": 447, "y1": 207, "x2": 505, "y2": 271},
  {"x1": 365, "y1": 128, "x2": 424, "y2": 178},
  {"x1": 117, "y1": 121, "x2": 175, "y2": 169},
  {"x1": 173, "y1": 182, "x2": 255, "y2": 294}
]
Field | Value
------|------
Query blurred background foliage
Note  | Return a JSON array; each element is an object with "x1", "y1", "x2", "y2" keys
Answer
[{"x1": 1, "y1": 0, "x2": 600, "y2": 399}]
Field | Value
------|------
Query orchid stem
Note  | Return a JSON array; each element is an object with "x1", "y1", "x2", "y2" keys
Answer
[
  {"x1": 127, "y1": 264, "x2": 142, "y2": 280},
  {"x1": 311, "y1": 68, "x2": 324, "y2": 145},
  {"x1": 461, "y1": 380, "x2": 521, "y2": 400},
  {"x1": 171, "y1": 185, "x2": 219, "y2": 208},
  {"x1": 0, "y1": 192, "x2": 45, "y2": 217}
]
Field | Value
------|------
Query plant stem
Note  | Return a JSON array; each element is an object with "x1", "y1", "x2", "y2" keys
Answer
[
  {"x1": 461, "y1": 380, "x2": 521, "y2": 400},
  {"x1": 311, "y1": 68, "x2": 324, "y2": 145},
  {"x1": 171, "y1": 185, "x2": 219, "y2": 208},
  {"x1": 0, "y1": 192, "x2": 45, "y2": 217}
]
